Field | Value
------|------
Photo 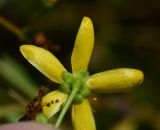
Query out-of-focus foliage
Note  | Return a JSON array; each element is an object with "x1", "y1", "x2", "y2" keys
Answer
[
  {"x1": 0, "y1": 0, "x2": 159, "y2": 130},
  {"x1": 0, "y1": 56, "x2": 38, "y2": 98}
]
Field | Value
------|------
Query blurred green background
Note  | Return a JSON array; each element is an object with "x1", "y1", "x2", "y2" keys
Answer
[{"x1": 0, "y1": 0, "x2": 160, "y2": 130}]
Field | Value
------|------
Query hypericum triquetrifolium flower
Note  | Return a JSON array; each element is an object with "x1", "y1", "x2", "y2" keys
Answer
[{"x1": 20, "y1": 17, "x2": 144, "y2": 130}]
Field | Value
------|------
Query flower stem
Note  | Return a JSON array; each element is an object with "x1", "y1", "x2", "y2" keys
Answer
[{"x1": 55, "y1": 80, "x2": 81, "y2": 128}]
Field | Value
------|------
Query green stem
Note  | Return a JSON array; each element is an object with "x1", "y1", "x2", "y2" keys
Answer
[
  {"x1": 55, "y1": 80, "x2": 81, "y2": 128},
  {"x1": 0, "y1": 16, "x2": 26, "y2": 40}
]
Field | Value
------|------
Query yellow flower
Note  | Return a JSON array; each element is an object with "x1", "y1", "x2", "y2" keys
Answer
[{"x1": 20, "y1": 17, "x2": 144, "y2": 130}]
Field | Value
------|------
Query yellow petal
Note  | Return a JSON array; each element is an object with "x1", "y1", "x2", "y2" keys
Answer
[
  {"x1": 42, "y1": 90, "x2": 68, "y2": 118},
  {"x1": 72, "y1": 99, "x2": 96, "y2": 130},
  {"x1": 20, "y1": 45, "x2": 66, "y2": 83},
  {"x1": 87, "y1": 68, "x2": 144, "y2": 93},
  {"x1": 71, "y1": 17, "x2": 94, "y2": 73}
]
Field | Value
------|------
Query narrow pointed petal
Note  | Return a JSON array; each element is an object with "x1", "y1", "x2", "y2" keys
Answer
[
  {"x1": 20, "y1": 45, "x2": 66, "y2": 83},
  {"x1": 87, "y1": 68, "x2": 144, "y2": 93},
  {"x1": 42, "y1": 90, "x2": 68, "y2": 118},
  {"x1": 72, "y1": 99, "x2": 96, "y2": 130},
  {"x1": 71, "y1": 17, "x2": 94, "y2": 73}
]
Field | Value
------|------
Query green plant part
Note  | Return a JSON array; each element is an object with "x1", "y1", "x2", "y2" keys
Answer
[
  {"x1": 35, "y1": 113, "x2": 48, "y2": 124},
  {"x1": 20, "y1": 17, "x2": 144, "y2": 130}
]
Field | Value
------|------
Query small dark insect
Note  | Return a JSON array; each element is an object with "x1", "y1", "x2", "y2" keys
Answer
[
  {"x1": 55, "y1": 99, "x2": 59, "y2": 103},
  {"x1": 19, "y1": 86, "x2": 48, "y2": 121},
  {"x1": 46, "y1": 103, "x2": 50, "y2": 107},
  {"x1": 51, "y1": 100, "x2": 54, "y2": 104}
]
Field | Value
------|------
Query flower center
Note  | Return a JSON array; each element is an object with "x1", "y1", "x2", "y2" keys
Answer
[
  {"x1": 55, "y1": 70, "x2": 91, "y2": 128},
  {"x1": 60, "y1": 71, "x2": 91, "y2": 103}
]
